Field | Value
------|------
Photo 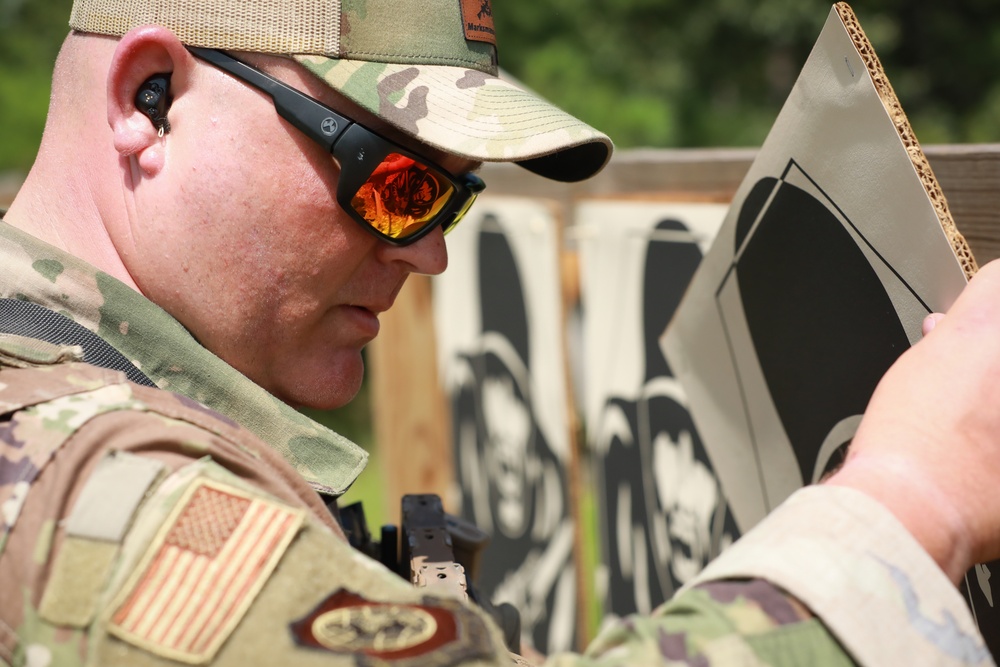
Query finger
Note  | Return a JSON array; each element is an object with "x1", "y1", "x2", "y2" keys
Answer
[{"x1": 922, "y1": 313, "x2": 945, "y2": 336}]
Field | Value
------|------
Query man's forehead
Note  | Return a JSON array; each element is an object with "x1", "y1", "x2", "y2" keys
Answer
[{"x1": 235, "y1": 51, "x2": 481, "y2": 176}]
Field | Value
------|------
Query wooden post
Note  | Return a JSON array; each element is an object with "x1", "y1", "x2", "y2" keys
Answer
[{"x1": 367, "y1": 274, "x2": 455, "y2": 526}]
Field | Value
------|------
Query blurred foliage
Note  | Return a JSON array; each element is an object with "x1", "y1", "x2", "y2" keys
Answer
[
  {"x1": 492, "y1": 0, "x2": 1000, "y2": 149},
  {"x1": 3, "y1": 0, "x2": 1000, "y2": 171},
  {"x1": 0, "y1": 0, "x2": 67, "y2": 172}
]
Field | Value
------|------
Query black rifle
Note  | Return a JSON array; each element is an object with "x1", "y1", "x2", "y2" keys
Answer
[{"x1": 338, "y1": 493, "x2": 521, "y2": 654}]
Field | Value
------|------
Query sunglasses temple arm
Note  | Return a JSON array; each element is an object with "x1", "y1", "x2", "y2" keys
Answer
[
  {"x1": 269, "y1": 90, "x2": 349, "y2": 151},
  {"x1": 187, "y1": 46, "x2": 350, "y2": 151}
]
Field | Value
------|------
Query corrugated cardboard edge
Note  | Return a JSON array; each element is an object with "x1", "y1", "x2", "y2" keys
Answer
[{"x1": 835, "y1": 2, "x2": 978, "y2": 279}]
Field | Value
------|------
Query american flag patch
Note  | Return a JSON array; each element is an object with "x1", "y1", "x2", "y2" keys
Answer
[{"x1": 108, "y1": 478, "x2": 303, "y2": 663}]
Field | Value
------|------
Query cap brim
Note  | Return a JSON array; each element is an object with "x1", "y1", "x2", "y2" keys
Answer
[{"x1": 294, "y1": 56, "x2": 613, "y2": 182}]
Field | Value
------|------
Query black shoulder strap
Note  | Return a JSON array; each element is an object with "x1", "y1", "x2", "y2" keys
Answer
[{"x1": 0, "y1": 298, "x2": 155, "y2": 387}]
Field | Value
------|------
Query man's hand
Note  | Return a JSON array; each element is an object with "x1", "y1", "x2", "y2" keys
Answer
[{"x1": 826, "y1": 259, "x2": 1000, "y2": 584}]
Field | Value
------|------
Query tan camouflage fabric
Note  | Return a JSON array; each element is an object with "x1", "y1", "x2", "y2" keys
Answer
[
  {"x1": 292, "y1": 55, "x2": 609, "y2": 174},
  {"x1": 0, "y1": 220, "x2": 367, "y2": 496},
  {"x1": 67, "y1": 0, "x2": 614, "y2": 181},
  {"x1": 689, "y1": 486, "x2": 994, "y2": 667}
]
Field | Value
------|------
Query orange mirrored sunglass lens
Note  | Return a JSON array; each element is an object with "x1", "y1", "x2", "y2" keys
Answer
[{"x1": 350, "y1": 153, "x2": 455, "y2": 239}]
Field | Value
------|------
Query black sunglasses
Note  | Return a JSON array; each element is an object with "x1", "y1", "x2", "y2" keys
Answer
[{"x1": 187, "y1": 47, "x2": 485, "y2": 246}]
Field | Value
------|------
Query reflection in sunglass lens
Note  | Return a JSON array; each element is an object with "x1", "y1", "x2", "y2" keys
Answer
[{"x1": 351, "y1": 153, "x2": 455, "y2": 239}]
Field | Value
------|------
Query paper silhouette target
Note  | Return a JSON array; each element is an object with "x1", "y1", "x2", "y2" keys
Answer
[
  {"x1": 578, "y1": 202, "x2": 737, "y2": 616},
  {"x1": 964, "y1": 561, "x2": 1000, "y2": 658},
  {"x1": 434, "y1": 199, "x2": 577, "y2": 654}
]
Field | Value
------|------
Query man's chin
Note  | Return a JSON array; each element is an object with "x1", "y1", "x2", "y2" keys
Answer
[
  {"x1": 307, "y1": 388, "x2": 361, "y2": 411},
  {"x1": 270, "y1": 355, "x2": 366, "y2": 411}
]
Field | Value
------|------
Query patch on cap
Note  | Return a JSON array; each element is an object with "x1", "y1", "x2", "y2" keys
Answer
[
  {"x1": 289, "y1": 589, "x2": 495, "y2": 665},
  {"x1": 460, "y1": 0, "x2": 496, "y2": 47},
  {"x1": 108, "y1": 479, "x2": 304, "y2": 664}
]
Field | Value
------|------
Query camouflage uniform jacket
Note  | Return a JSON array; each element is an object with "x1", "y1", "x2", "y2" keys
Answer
[{"x1": 0, "y1": 219, "x2": 991, "y2": 666}]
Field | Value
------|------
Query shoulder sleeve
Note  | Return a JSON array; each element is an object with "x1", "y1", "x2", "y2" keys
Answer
[
  {"x1": 544, "y1": 485, "x2": 993, "y2": 667},
  {"x1": 542, "y1": 578, "x2": 854, "y2": 667},
  {"x1": 0, "y1": 364, "x2": 514, "y2": 667},
  {"x1": 686, "y1": 485, "x2": 991, "y2": 667},
  {"x1": 87, "y1": 461, "x2": 513, "y2": 666}
]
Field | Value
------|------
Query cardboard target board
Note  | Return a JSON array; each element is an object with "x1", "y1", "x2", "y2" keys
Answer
[
  {"x1": 662, "y1": 2, "x2": 1000, "y2": 653},
  {"x1": 663, "y1": 2, "x2": 973, "y2": 532},
  {"x1": 433, "y1": 197, "x2": 578, "y2": 654}
]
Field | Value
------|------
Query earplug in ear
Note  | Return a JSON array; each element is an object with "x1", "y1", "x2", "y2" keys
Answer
[{"x1": 135, "y1": 74, "x2": 172, "y2": 137}]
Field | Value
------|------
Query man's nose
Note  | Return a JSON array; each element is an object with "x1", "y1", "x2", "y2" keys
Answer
[{"x1": 375, "y1": 225, "x2": 449, "y2": 275}]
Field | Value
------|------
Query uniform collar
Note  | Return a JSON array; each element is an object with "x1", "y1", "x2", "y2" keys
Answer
[{"x1": 0, "y1": 220, "x2": 367, "y2": 495}]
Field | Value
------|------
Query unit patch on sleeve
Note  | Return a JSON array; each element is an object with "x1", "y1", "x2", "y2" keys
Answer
[
  {"x1": 289, "y1": 589, "x2": 496, "y2": 666},
  {"x1": 108, "y1": 478, "x2": 304, "y2": 664}
]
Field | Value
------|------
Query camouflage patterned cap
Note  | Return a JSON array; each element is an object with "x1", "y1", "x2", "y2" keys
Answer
[{"x1": 69, "y1": 0, "x2": 613, "y2": 182}]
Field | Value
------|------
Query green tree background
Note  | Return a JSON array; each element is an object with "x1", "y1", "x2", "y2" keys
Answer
[
  {"x1": 492, "y1": 0, "x2": 1000, "y2": 149},
  {"x1": 3, "y1": 0, "x2": 1000, "y2": 174},
  {"x1": 0, "y1": 0, "x2": 67, "y2": 172}
]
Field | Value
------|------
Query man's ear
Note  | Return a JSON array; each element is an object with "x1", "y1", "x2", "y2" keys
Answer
[{"x1": 107, "y1": 26, "x2": 193, "y2": 175}]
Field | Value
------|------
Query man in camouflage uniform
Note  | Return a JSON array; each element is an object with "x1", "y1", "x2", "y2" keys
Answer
[{"x1": 0, "y1": 0, "x2": 996, "y2": 664}]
